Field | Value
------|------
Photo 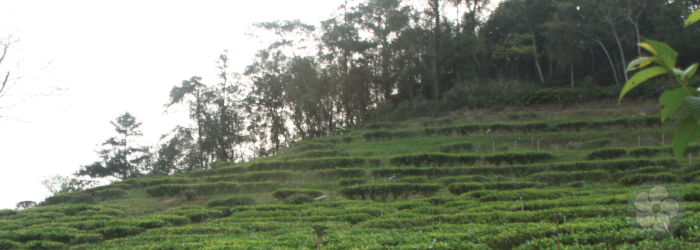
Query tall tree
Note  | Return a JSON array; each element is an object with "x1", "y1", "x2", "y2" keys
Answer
[
  {"x1": 165, "y1": 76, "x2": 208, "y2": 169},
  {"x1": 77, "y1": 112, "x2": 152, "y2": 180}
]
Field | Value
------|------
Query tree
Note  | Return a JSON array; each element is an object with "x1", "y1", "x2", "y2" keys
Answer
[
  {"x1": 15, "y1": 201, "x2": 36, "y2": 210},
  {"x1": 40, "y1": 174, "x2": 98, "y2": 195},
  {"x1": 77, "y1": 112, "x2": 152, "y2": 180},
  {"x1": 165, "y1": 76, "x2": 209, "y2": 169}
]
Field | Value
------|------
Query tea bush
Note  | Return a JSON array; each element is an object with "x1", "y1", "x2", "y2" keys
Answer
[
  {"x1": 587, "y1": 148, "x2": 628, "y2": 160},
  {"x1": 206, "y1": 197, "x2": 256, "y2": 208},
  {"x1": 619, "y1": 172, "x2": 680, "y2": 186},
  {"x1": 272, "y1": 189, "x2": 323, "y2": 200},
  {"x1": 448, "y1": 182, "x2": 485, "y2": 195}
]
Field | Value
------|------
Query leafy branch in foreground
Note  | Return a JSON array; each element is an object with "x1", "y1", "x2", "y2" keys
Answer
[{"x1": 620, "y1": 10, "x2": 700, "y2": 160}]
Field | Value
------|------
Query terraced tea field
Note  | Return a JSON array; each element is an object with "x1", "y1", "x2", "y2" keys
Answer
[{"x1": 2, "y1": 103, "x2": 700, "y2": 249}]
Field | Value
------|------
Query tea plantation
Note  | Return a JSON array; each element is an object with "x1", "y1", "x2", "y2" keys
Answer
[{"x1": 2, "y1": 103, "x2": 700, "y2": 249}]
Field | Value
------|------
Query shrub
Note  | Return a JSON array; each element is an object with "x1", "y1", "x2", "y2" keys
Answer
[
  {"x1": 588, "y1": 148, "x2": 628, "y2": 160},
  {"x1": 283, "y1": 194, "x2": 315, "y2": 204},
  {"x1": 448, "y1": 182, "x2": 485, "y2": 196},
  {"x1": 68, "y1": 193, "x2": 94, "y2": 204},
  {"x1": 619, "y1": 173, "x2": 680, "y2": 186},
  {"x1": 683, "y1": 171, "x2": 700, "y2": 182},
  {"x1": 69, "y1": 234, "x2": 103, "y2": 245},
  {"x1": 236, "y1": 182, "x2": 279, "y2": 193},
  {"x1": 206, "y1": 197, "x2": 256, "y2": 208},
  {"x1": 400, "y1": 176, "x2": 428, "y2": 183},
  {"x1": 24, "y1": 240, "x2": 66, "y2": 250},
  {"x1": 529, "y1": 170, "x2": 611, "y2": 185},
  {"x1": 0, "y1": 239, "x2": 20, "y2": 249},
  {"x1": 95, "y1": 189, "x2": 126, "y2": 200},
  {"x1": 96, "y1": 225, "x2": 144, "y2": 239},
  {"x1": 342, "y1": 137, "x2": 353, "y2": 143},
  {"x1": 629, "y1": 147, "x2": 672, "y2": 158},
  {"x1": 483, "y1": 152, "x2": 554, "y2": 166},
  {"x1": 182, "y1": 189, "x2": 197, "y2": 200},
  {"x1": 145, "y1": 182, "x2": 238, "y2": 197},
  {"x1": 339, "y1": 183, "x2": 440, "y2": 201},
  {"x1": 136, "y1": 219, "x2": 166, "y2": 229},
  {"x1": 272, "y1": 189, "x2": 323, "y2": 200},
  {"x1": 485, "y1": 181, "x2": 543, "y2": 190},
  {"x1": 339, "y1": 178, "x2": 367, "y2": 187},
  {"x1": 439, "y1": 143, "x2": 474, "y2": 153},
  {"x1": 440, "y1": 176, "x2": 488, "y2": 186},
  {"x1": 0, "y1": 209, "x2": 16, "y2": 217},
  {"x1": 184, "y1": 211, "x2": 208, "y2": 223},
  {"x1": 151, "y1": 214, "x2": 190, "y2": 226},
  {"x1": 337, "y1": 213, "x2": 372, "y2": 224},
  {"x1": 241, "y1": 171, "x2": 294, "y2": 182},
  {"x1": 317, "y1": 168, "x2": 366, "y2": 179},
  {"x1": 389, "y1": 153, "x2": 480, "y2": 167}
]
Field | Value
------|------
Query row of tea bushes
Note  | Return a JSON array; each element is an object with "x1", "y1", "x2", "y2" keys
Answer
[
  {"x1": 145, "y1": 182, "x2": 243, "y2": 197},
  {"x1": 339, "y1": 183, "x2": 441, "y2": 201},
  {"x1": 447, "y1": 181, "x2": 544, "y2": 195},
  {"x1": 439, "y1": 142, "x2": 474, "y2": 153},
  {"x1": 528, "y1": 170, "x2": 611, "y2": 185},
  {"x1": 373, "y1": 158, "x2": 675, "y2": 178},
  {"x1": 588, "y1": 145, "x2": 700, "y2": 160},
  {"x1": 389, "y1": 152, "x2": 554, "y2": 168},
  {"x1": 362, "y1": 130, "x2": 418, "y2": 141},
  {"x1": 248, "y1": 157, "x2": 370, "y2": 172},
  {"x1": 417, "y1": 116, "x2": 665, "y2": 137},
  {"x1": 389, "y1": 153, "x2": 481, "y2": 167}
]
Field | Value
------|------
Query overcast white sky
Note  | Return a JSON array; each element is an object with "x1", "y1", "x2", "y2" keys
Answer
[{"x1": 0, "y1": 0, "x2": 496, "y2": 209}]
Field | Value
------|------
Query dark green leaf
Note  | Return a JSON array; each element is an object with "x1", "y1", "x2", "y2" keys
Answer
[
  {"x1": 660, "y1": 88, "x2": 691, "y2": 123},
  {"x1": 619, "y1": 66, "x2": 670, "y2": 103},
  {"x1": 672, "y1": 116, "x2": 700, "y2": 159},
  {"x1": 642, "y1": 38, "x2": 678, "y2": 70}
]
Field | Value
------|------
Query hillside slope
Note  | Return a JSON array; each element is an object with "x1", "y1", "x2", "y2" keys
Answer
[{"x1": 2, "y1": 101, "x2": 700, "y2": 249}]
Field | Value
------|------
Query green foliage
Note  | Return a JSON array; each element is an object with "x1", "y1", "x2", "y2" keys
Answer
[
  {"x1": 151, "y1": 214, "x2": 190, "y2": 226},
  {"x1": 440, "y1": 176, "x2": 488, "y2": 186},
  {"x1": 389, "y1": 153, "x2": 480, "y2": 167},
  {"x1": 339, "y1": 178, "x2": 366, "y2": 187},
  {"x1": 619, "y1": 172, "x2": 680, "y2": 186},
  {"x1": 483, "y1": 152, "x2": 554, "y2": 166},
  {"x1": 69, "y1": 234, "x2": 103, "y2": 245},
  {"x1": 184, "y1": 211, "x2": 208, "y2": 223},
  {"x1": 144, "y1": 182, "x2": 238, "y2": 197},
  {"x1": 529, "y1": 170, "x2": 610, "y2": 185},
  {"x1": 339, "y1": 183, "x2": 440, "y2": 201},
  {"x1": 587, "y1": 148, "x2": 628, "y2": 160},
  {"x1": 439, "y1": 143, "x2": 474, "y2": 153},
  {"x1": 248, "y1": 157, "x2": 365, "y2": 172},
  {"x1": 0, "y1": 209, "x2": 16, "y2": 217},
  {"x1": 96, "y1": 225, "x2": 144, "y2": 239},
  {"x1": 23, "y1": 240, "x2": 66, "y2": 250},
  {"x1": 206, "y1": 197, "x2": 256, "y2": 208},
  {"x1": 0, "y1": 239, "x2": 21, "y2": 249},
  {"x1": 272, "y1": 189, "x2": 323, "y2": 200},
  {"x1": 448, "y1": 182, "x2": 485, "y2": 195},
  {"x1": 629, "y1": 147, "x2": 672, "y2": 158},
  {"x1": 362, "y1": 130, "x2": 418, "y2": 141},
  {"x1": 283, "y1": 194, "x2": 315, "y2": 205},
  {"x1": 95, "y1": 188, "x2": 126, "y2": 200}
]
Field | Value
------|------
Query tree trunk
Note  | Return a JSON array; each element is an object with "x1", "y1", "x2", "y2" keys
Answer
[
  {"x1": 570, "y1": 58, "x2": 575, "y2": 88},
  {"x1": 593, "y1": 37, "x2": 621, "y2": 87}
]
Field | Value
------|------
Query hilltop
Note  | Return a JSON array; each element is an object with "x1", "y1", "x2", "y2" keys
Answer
[{"x1": 1, "y1": 100, "x2": 700, "y2": 249}]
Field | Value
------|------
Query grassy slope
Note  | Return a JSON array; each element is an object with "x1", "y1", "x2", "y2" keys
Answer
[{"x1": 1, "y1": 100, "x2": 700, "y2": 249}]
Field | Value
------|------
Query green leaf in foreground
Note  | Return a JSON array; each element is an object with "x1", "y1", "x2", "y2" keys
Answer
[
  {"x1": 660, "y1": 88, "x2": 691, "y2": 122},
  {"x1": 686, "y1": 10, "x2": 700, "y2": 27},
  {"x1": 672, "y1": 116, "x2": 700, "y2": 159},
  {"x1": 684, "y1": 96, "x2": 700, "y2": 121},
  {"x1": 619, "y1": 66, "x2": 670, "y2": 103},
  {"x1": 642, "y1": 38, "x2": 678, "y2": 70}
]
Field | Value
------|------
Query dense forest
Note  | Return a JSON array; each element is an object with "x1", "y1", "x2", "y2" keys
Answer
[{"x1": 71, "y1": 0, "x2": 700, "y2": 182}]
